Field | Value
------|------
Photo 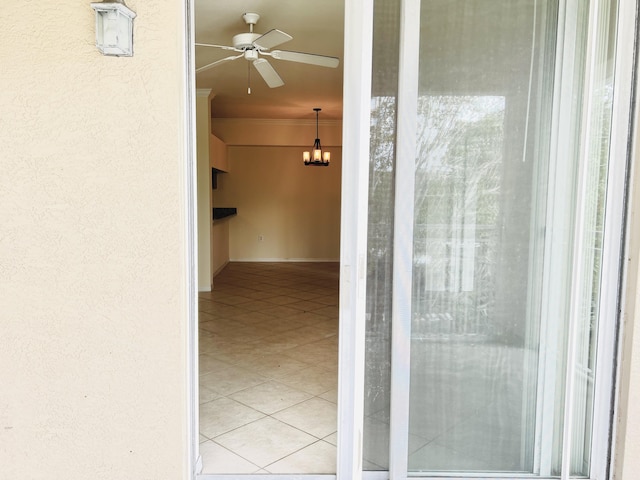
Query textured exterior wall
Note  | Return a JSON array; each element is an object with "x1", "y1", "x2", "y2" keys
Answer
[
  {"x1": 614, "y1": 100, "x2": 640, "y2": 479},
  {"x1": 0, "y1": 1, "x2": 190, "y2": 479},
  {"x1": 616, "y1": 258, "x2": 640, "y2": 480}
]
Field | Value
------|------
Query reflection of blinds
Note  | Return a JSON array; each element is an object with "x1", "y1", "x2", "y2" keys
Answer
[
  {"x1": 410, "y1": 95, "x2": 505, "y2": 340},
  {"x1": 415, "y1": 224, "x2": 481, "y2": 293},
  {"x1": 413, "y1": 95, "x2": 505, "y2": 296},
  {"x1": 416, "y1": 199, "x2": 478, "y2": 293}
]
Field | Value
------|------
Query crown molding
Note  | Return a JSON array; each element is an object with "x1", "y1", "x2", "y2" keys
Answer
[{"x1": 212, "y1": 118, "x2": 342, "y2": 128}]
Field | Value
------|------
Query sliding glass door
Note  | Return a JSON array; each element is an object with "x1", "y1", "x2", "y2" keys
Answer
[{"x1": 361, "y1": 0, "x2": 627, "y2": 477}]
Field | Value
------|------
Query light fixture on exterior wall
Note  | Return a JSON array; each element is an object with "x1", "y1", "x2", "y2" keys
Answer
[
  {"x1": 90, "y1": 0, "x2": 136, "y2": 57},
  {"x1": 303, "y1": 108, "x2": 330, "y2": 166}
]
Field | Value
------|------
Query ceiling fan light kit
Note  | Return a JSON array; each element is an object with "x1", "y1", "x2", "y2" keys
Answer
[
  {"x1": 304, "y1": 108, "x2": 330, "y2": 167},
  {"x1": 195, "y1": 12, "x2": 339, "y2": 92}
]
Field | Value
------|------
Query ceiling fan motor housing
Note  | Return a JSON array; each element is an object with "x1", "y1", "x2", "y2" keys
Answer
[{"x1": 233, "y1": 32, "x2": 262, "y2": 50}]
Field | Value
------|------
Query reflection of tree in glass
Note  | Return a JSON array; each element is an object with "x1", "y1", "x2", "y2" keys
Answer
[
  {"x1": 412, "y1": 95, "x2": 505, "y2": 338},
  {"x1": 367, "y1": 95, "x2": 398, "y2": 329}
]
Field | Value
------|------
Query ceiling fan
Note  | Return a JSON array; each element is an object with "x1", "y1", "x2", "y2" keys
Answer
[{"x1": 195, "y1": 12, "x2": 340, "y2": 93}]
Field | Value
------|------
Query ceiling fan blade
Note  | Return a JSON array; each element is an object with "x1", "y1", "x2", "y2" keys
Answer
[
  {"x1": 270, "y1": 50, "x2": 340, "y2": 68},
  {"x1": 253, "y1": 29, "x2": 293, "y2": 50},
  {"x1": 252, "y1": 58, "x2": 284, "y2": 88},
  {"x1": 196, "y1": 54, "x2": 243, "y2": 74},
  {"x1": 195, "y1": 42, "x2": 238, "y2": 52}
]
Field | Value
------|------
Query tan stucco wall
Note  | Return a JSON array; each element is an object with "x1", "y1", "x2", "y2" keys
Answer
[
  {"x1": 0, "y1": 1, "x2": 190, "y2": 479},
  {"x1": 614, "y1": 86, "x2": 640, "y2": 480}
]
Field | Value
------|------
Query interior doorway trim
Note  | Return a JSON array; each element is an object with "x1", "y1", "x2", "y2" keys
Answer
[
  {"x1": 336, "y1": 0, "x2": 375, "y2": 478},
  {"x1": 184, "y1": 0, "x2": 201, "y2": 476},
  {"x1": 189, "y1": 0, "x2": 371, "y2": 478}
]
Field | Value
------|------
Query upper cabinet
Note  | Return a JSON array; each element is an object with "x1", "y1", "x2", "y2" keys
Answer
[{"x1": 210, "y1": 133, "x2": 228, "y2": 172}]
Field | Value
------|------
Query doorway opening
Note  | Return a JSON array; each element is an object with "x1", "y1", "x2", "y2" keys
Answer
[
  {"x1": 188, "y1": 0, "x2": 636, "y2": 478},
  {"x1": 195, "y1": 119, "x2": 343, "y2": 476},
  {"x1": 198, "y1": 262, "x2": 339, "y2": 473},
  {"x1": 193, "y1": 3, "x2": 345, "y2": 473}
]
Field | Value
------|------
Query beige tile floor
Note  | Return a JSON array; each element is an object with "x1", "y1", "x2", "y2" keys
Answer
[{"x1": 198, "y1": 262, "x2": 339, "y2": 474}]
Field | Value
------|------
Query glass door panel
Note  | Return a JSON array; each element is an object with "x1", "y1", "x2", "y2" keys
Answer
[
  {"x1": 408, "y1": 0, "x2": 560, "y2": 473},
  {"x1": 363, "y1": 0, "x2": 401, "y2": 471},
  {"x1": 363, "y1": 0, "x2": 621, "y2": 477}
]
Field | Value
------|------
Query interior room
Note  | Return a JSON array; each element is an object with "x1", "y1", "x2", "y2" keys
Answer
[{"x1": 194, "y1": 0, "x2": 345, "y2": 474}]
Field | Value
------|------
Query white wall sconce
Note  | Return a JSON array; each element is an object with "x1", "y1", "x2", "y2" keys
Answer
[{"x1": 90, "y1": 0, "x2": 136, "y2": 57}]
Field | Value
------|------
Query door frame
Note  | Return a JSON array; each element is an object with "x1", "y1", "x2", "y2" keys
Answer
[
  {"x1": 380, "y1": 0, "x2": 637, "y2": 479},
  {"x1": 184, "y1": 0, "x2": 639, "y2": 478},
  {"x1": 336, "y1": 0, "x2": 375, "y2": 478},
  {"x1": 187, "y1": 0, "x2": 374, "y2": 478},
  {"x1": 184, "y1": 0, "x2": 199, "y2": 476}
]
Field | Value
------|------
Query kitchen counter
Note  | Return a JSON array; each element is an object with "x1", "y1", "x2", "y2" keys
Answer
[{"x1": 212, "y1": 207, "x2": 237, "y2": 221}]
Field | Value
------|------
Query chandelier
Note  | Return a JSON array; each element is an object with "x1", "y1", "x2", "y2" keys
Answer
[{"x1": 303, "y1": 108, "x2": 330, "y2": 166}]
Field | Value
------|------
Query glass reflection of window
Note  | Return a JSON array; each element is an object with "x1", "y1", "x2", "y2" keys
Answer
[
  {"x1": 413, "y1": 95, "x2": 505, "y2": 337},
  {"x1": 363, "y1": 95, "x2": 398, "y2": 470}
]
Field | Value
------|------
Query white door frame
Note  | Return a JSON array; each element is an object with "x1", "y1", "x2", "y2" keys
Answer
[
  {"x1": 591, "y1": 0, "x2": 638, "y2": 478},
  {"x1": 336, "y1": 0, "x2": 375, "y2": 478},
  {"x1": 380, "y1": 0, "x2": 637, "y2": 479},
  {"x1": 184, "y1": 0, "x2": 200, "y2": 476}
]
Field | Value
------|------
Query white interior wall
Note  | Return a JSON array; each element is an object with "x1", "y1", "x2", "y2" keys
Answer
[
  {"x1": 210, "y1": 119, "x2": 342, "y2": 262},
  {"x1": 197, "y1": 90, "x2": 212, "y2": 291},
  {"x1": 214, "y1": 145, "x2": 342, "y2": 261}
]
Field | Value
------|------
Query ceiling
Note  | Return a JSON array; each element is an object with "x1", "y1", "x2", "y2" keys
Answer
[{"x1": 195, "y1": 0, "x2": 345, "y2": 121}]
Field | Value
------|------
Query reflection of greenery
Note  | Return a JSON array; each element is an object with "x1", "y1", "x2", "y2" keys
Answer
[
  {"x1": 366, "y1": 96, "x2": 397, "y2": 336},
  {"x1": 586, "y1": 83, "x2": 613, "y2": 339},
  {"x1": 413, "y1": 96, "x2": 505, "y2": 336},
  {"x1": 366, "y1": 95, "x2": 506, "y2": 337}
]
